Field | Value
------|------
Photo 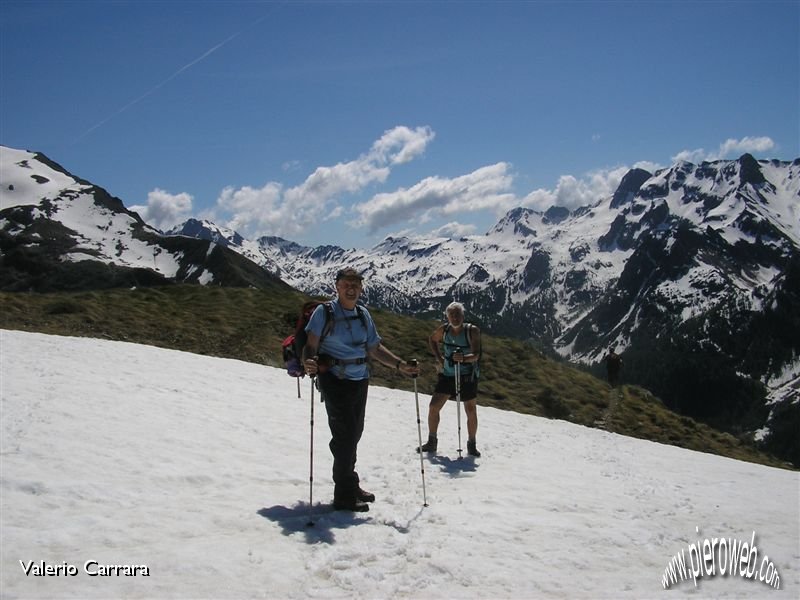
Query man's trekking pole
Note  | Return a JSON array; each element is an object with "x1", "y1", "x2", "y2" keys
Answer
[
  {"x1": 306, "y1": 375, "x2": 316, "y2": 527},
  {"x1": 410, "y1": 359, "x2": 428, "y2": 507},
  {"x1": 455, "y1": 360, "x2": 463, "y2": 460}
]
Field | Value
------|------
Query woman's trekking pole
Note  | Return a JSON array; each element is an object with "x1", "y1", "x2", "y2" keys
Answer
[
  {"x1": 306, "y1": 375, "x2": 316, "y2": 527},
  {"x1": 410, "y1": 359, "x2": 428, "y2": 507},
  {"x1": 455, "y1": 360, "x2": 463, "y2": 460}
]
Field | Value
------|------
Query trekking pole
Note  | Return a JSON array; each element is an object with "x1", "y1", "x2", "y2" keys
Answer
[
  {"x1": 410, "y1": 359, "x2": 428, "y2": 507},
  {"x1": 306, "y1": 375, "x2": 316, "y2": 527},
  {"x1": 455, "y1": 360, "x2": 463, "y2": 460}
]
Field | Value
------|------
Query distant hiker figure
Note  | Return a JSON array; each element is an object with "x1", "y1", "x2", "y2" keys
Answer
[
  {"x1": 418, "y1": 302, "x2": 482, "y2": 458},
  {"x1": 604, "y1": 348, "x2": 623, "y2": 387},
  {"x1": 303, "y1": 268, "x2": 419, "y2": 512}
]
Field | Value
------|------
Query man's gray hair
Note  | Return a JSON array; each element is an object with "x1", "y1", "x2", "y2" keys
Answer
[{"x1": 445, "y1": 301, "x2": 465, "y2": 315}]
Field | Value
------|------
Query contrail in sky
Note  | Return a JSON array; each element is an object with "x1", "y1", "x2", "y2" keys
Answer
[{"x1": 74, "y1": 13, "x2": 270, "y2": 143}]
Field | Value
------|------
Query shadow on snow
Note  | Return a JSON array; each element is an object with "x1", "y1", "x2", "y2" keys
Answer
[
  {"x1": 257, "y1": 502, "x2": 367, "y2": 544},
  {"x1": 428, "y1": 453, "x2": 479, "y2": 476},
  {"x1": 258, "y1": 501, "x2": 429, "y2": 543}
]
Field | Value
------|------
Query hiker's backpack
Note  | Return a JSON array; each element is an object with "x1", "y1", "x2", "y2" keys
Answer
[
  {"x1": 443, "y1": 322, "x2": 482, "y2": 380},
  {"x1": 282, "y1": 301, "x2": 332, "y2": 377},
  {"x1": 281, "y1": 301, "x2": 370, "y2": 378}
]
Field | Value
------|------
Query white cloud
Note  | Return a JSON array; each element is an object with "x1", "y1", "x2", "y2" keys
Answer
[
  {"x1": 717, "y1": 136, "x2": 775, "y2": 157},
  {"x1": 353, "y1": 162, "x2": 517, "y2": 232},
  {"x1": 672, "y1": 136, "x2": 775, "y2": 163},
  {"x1": 130, "y1": 188, "x2": 193, "y2": 231},
  {"x1": 428, "y1": 221, "x2": 477, "y2": 238},
  {"x1": 215, "y1": 182, "x2": 284, "y2": 238},
  {"x1": 209, "y1": 125, "x2": 435, "y2": 239},
  {"x1": 284, "y1": 161, "x2": 389, "y2": 208},
  {"x1": 369, "y1": 125, "x2": 435, "y2": 165},
  {"x1": 633, "y1": 160, "x2": 662, "y2": 174}
]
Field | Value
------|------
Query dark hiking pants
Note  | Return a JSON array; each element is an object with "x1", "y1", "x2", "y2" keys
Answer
[{"x1": 319, "y1": 373, "x2": 369, "y2": 502}]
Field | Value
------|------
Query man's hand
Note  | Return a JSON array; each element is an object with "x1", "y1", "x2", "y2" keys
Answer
[
  {"x1": 398, "y1": 360, "x2": 421, "y2": 378},
  {"x1": 304, "y1": 356, "x2": 319, "y2": 376}
]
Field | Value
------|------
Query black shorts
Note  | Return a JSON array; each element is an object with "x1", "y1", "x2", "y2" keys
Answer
[{"x1": 434, "y1": 373, "x2": 478, "y2": 401}]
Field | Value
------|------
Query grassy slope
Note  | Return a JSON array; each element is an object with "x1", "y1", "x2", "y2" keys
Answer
[{"x1": 0, "y1": 285, "x2": 789, "y2": 469}]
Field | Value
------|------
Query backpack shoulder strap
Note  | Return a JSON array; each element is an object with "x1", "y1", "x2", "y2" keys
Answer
[
  {"x1": 320, "y1": 302, "x2": 335, "y2": 340},
  {"x1": 356, "y1": 306, "x2": 370, "y2": 354},
  {"x1": 466, "y1": 323, "x2": 482, "y2": 358},
  {"x1": 355, "y1": 305, "x2": 368, "y2": 327}
]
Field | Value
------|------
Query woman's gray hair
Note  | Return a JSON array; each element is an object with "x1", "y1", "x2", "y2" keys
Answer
[{"x1": 445, "y1": 301, "x2": 465, "y2": 316}]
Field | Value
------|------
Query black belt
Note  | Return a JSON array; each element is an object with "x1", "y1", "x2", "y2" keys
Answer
[{"x1": 330, "y1": 357, "x2": 368, "y2": 366}]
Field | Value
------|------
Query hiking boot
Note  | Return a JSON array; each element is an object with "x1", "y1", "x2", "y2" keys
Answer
[
  {"x1": 357, "y1": 487, "x2": 376, "y2": 503},
  {"x1": 467, "y1": 440, "x2": 481, "y2": 458},
  {"x1": 333, "y1": 497, "x2": 370, "y2": 512},
  {"x1": 416, "y1": 436, "x2": 437, "y2": 453}
]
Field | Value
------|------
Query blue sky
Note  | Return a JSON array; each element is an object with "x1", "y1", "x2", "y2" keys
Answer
[{"x1": 1, "y1": 1, "x2": 798, "y2": 248}]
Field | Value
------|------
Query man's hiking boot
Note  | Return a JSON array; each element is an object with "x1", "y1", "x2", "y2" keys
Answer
[
  {"x1": 467, "y1": 440, "x2": 481, "y2": 458},
  {"x1": 333, "y1": 497, "x2": 370, "y2": 512},
  {"x1": 416, "y1": 436, "x2": 437, "y2": 453},
  {"x1": 357, "y1": 487, "x2": 375, "y2": 503}
]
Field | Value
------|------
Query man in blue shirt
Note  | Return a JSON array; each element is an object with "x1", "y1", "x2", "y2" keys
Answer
[{"x1": 303, "y1": 268, "x2": 419, "y2": 512}]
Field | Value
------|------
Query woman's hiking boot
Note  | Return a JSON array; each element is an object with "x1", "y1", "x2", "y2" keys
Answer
[
  {"x1": 467, "y1": 440, "x2": 481, "y2": 457},
  {"x1": 416, "y1": 435, "x2": 437, "y2": 453}
]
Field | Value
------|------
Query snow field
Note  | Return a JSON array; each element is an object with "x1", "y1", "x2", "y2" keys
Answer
[{"x1": 1, "y1": 329, "x2": 797, "y2": 599}]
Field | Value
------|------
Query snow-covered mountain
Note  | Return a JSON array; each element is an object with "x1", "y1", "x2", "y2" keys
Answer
[
  {"x1": 0, "y1": 146, "x2": 287, "y2": 291},
  {"x1": 170, "y1": 156, "x2": 800, "y2": 463},
  {"x1": 2, "y1": 329, "x2": 798, "y2": 599}
]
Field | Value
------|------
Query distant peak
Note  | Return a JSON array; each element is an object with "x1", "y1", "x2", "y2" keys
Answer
[
  {"x1": 504, "y1": 207, "x2": 537, "y2": 221},
  {"x1": 738, "y1": 153, "x2": 767, "y2": 186},
  {"x1": 168, "y1": 218, "x2": 244, "y2": 247},
  {"x1": 610, "y1": 168, "x2": 652, "y2": 209},
  {"x1": 543, "y1": 205, "x2": 570, "y2": 224}
]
